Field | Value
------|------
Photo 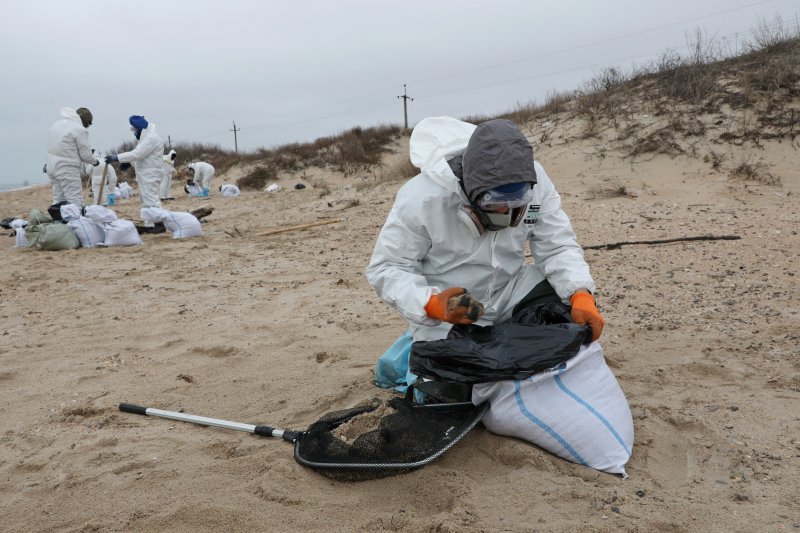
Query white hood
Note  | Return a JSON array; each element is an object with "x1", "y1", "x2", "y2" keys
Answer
[{"x1": 409, "y1": 117, "x2": 476, "y2": 194}]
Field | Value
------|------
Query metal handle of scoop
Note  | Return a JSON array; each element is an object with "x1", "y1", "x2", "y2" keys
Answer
[{"x1": 118, "y1": 403, "x2": 301, "y2": 442}]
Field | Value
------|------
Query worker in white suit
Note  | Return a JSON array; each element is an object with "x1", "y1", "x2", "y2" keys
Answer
[
  {"x1": 85, "y1": 150, "x2": 118, "y2": 206},
  {"x1": 186, "y1": 161, "x2": 215, "y2": 197},
  {"x1": 366, "y1": 117, "x2": 632, "y2": 475},
  {"x1": 161, "y1": 149, "x2": 177, "y2": 200},
  {"x1": 45, "y1": 107, "x2": 99, "y2": 207},
  {"x1": 106, "y1": 115, "x2": 164, "y2": 228}
]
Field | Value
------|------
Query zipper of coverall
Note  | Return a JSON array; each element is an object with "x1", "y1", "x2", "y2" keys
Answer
[{"x1": 483, "y1": 231, "x2": 500, "y2": 303}]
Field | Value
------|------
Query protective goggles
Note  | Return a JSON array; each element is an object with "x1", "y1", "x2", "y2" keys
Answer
[{"x1": 476, "y1": 182, "x2": 534, "y2": 211}]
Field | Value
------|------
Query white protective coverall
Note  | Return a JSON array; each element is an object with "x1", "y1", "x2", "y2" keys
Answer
[
  {"x1": 365, "y1": 116, "x2": 595, "y2": 342},
  {"x1": 84, "y1": 156, "x2": 118, "y2": 205},
  {"x1": 366, "y1": 117, "x2": 633, "y2": 475},
  {"x1": 46, "y1": 107, "x2": 97, "y2": 206},
  {"x1": 118, "y1": 123, "x2": 164, "y2": 218},
  {"x1": 160, "y1": 149, "x2": 177, "y2": 199},
  {"x1": 188, "y1": 162, "x2": 215, "y2": 191}
]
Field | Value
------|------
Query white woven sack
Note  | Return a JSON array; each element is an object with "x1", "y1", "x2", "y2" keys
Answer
[
  {"x1": 141, "y1": 207, "x2": 203, "y2": 239},
  {"x1": 84, "y1": 205, "x2": 118, "y2": 224},
  {"x1": 220, "y1": 184, "x2": 240, "y2": 197},
  {"x1": 117, "y1": 182, "x2": 133, "y2": 199},
  {"x1": 67, "y1": 219, "x2": 105, "y2": 248},
  {"x1": 11, "y1": 219, "x2": 28, "y2": 248},
  {"x1": 472, "y1": 342, "x2": 633, "y2": 475},
  {"x1": 102, "y1": 220, "x2": 142, "y2": 247},
  {"x1": 60, "y1": 204, "x2": 105, "y2": 248}
]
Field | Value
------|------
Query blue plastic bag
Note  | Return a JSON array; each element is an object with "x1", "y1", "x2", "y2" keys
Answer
[{"x1": 374, "y1": 330, "x2": 417, "y2": 392}]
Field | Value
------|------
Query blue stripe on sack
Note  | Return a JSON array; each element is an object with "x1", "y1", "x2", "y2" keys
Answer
[
  {"x1": 513, "y1": 380, "x2": 587, "y2": 465},
  {"x1": 167, "y1": 213, "x2": 181, "y2": 237},
  {"x1": 553, "y1": 373, "x2": 631, "y2": 456}
]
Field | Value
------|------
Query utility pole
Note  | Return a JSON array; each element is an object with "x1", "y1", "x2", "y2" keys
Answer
[
  {"x1": 230, "y1": 121, "x2": 240, "y2": 154},
  {"x1": 397, "y1": 84, "x2": 414, "y2": 130}
]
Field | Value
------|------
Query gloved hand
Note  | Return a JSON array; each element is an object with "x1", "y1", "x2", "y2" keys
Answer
[
  {"x1": 425, "y1": 287, "x2": 484, "y2": 325},
  {"x1": 570, "y1": 291, "x2": 605, "y2": 341},
  {"x1": 105, "y1": 155, "x2": 119, "y2": 164},
  {"x1": 119, "y1": 162, "x2": 131, "y2": 171}
]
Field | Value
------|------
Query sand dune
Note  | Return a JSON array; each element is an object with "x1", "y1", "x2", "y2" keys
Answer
[{"x1": 1, "y1": 115, "x2": 798, "y2": 532}]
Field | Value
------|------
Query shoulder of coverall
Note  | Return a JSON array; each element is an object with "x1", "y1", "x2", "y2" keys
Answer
[
  {"x1": 392, "y1": 168, "x2": 462, "y2": 222},
  {"x1": 140, "y1": 122, "x2": 158, "y2": 137},
  {"x1": 530, "y1": 160, "x2": 558, "y2": 199}
]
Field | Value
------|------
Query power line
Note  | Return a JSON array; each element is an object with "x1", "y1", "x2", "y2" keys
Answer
[
  {"x1": 235, "y1": 1, "x2": 786, "y2": 135},
  {"x1": 397, "y1": 84, "x2": 414, "y2": 130},
  {"x1": 230, "y1": 121, "x2": 240, "y2": 154},
  {"x1": 413, "y1": 17, "x2": 800, "y2": 101},
  {"x1": 408, "y1": 0, "x2": 777, "y2": 87},
  {"x1": 239, "y1": 99, "x2": 397, "y2": 131},
  {"x1": 183, "y1": 4, "x2": 795, "y2": 144}
]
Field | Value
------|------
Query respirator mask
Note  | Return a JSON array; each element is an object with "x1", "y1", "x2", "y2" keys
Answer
[{"x1": 458, "y1": 181, "x2": 534, "y2": 237}]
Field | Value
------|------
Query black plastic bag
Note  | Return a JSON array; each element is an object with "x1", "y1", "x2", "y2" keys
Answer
[
  {"x1": 47, "y1": 201, "x2": 70, "y2": 222},
  {"x1": 409, "y1": 302, "x2": 591, "y2": 384}
]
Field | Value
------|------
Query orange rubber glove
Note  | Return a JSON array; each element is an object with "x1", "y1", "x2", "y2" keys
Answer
[
  {"x1": 425, "y1": 287, "x2": 485, "y2": 325},
  {"x1": 570, "y1": 291, "x2": 605, "y2": 341}
]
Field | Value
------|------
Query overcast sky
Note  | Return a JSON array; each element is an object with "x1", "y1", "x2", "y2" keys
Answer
[{"x1": 1, "y1": 0, "x2": 797, "y2": 188}]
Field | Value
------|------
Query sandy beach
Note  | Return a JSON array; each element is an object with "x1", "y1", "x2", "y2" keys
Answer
[{"x1": 1, "y1": 110, "x2": 799, "y2": 532}]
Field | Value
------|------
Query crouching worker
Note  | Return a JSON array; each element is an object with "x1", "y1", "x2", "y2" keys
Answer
[
  {"x1": 365, "y1": 117, "x2": 633, "y2": 475},
  {"x1": 185, "y1": 161, "x2": 215, "y2": 197}
]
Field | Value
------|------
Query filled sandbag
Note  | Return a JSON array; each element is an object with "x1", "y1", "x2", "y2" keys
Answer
[
  {"x1": 472, "y1": 342, "x2": 634, "y2": 475},
  {"x1": 184, "y1": 183, "x2": 203, "y2": 196},
  {"x1": 28, "y1": 208, "x2": 53, "y2": 225},
  {"x1": 84, "y1": 205, "x2": 118, "y2": 224},
  {"x1": 140, "y1": 207, "x2": 203, "y2": 239},
  {"x1": 117, "y1": 182, "x2": 133, "y2": 199},
  {"x1": 60, "y1": 204, "x2": 105, "y2": 248},
  {"x1": 101, "y1": 220, "x2": 142, "y2": 246},
  {"x1": 220, "y1": 183, "x2": 240, "y2": 197},
  {"x1": 11, "y1": 219, "x2": 29, "y2": 248},
  {"x1": 25, "y1": 224, "x2": 79, "y2": 251},
  {"x1": 84, "y1": 205, "x2": 142, "y2": 247},
  {"x1": 24, "y1": 208, "x2": 79, "y2": 251}
]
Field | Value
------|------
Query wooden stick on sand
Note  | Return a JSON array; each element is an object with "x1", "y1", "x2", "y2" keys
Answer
[
  {"x1": 255, "y1": 219, "x2": 341, "y2": 237},
  {"x1": 95, "y1": 163, "x2": 109, "y2": 206}
]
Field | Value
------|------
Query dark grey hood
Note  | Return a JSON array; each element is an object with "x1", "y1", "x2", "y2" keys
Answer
[{"x1": 461, "y1": 119, "x2": 537, "y2": 203}]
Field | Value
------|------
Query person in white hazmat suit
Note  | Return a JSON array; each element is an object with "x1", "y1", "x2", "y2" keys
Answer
[
  {"x1": 84, "y1": 150, "x2": 118, "y2": 206},
  {"x1": 186, "y1": 161, "x2": 215, "y2": 197},
  {"x1": 160, "y1": 149, "x2": 177, "y2": 200},
  {"x1": 105, "y1": 115, "x2": 164, "y2": 228},
  {"x1": 45, "y1": 107, "x2": 100, "y2": 207},
  {"x1": 365, "y1": 117, "x2": 633, "y2": 474}
]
